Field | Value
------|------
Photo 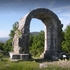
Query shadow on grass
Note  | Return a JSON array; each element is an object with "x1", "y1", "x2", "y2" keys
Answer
[
  {"x1": 0, "y1": 58, "x2": 8, "y2": 62},
  {"x1": 35, "y1": 59, "x2": 53, "y2": 63},
  {"x1": 27, "y1": 58, "x2": 56, "y2": 63}
]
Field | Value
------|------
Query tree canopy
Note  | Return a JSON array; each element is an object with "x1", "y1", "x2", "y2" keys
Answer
[
  {"x1": 0, "y1": 42, "x2": 4, "y2": 51},
  {"x1": 62, "y1": 23, "x2": 70, "y2": 53},
  {"x1": 29, "y1": 30, "x2": 44, "y2": 57},
  {"x1": 9, "y1": 22, "x2": 18, "y2": 38}
]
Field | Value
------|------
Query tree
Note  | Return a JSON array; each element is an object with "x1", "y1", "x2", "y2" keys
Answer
[
  {"x1": 9, "y1": 22, "x2": 18, "y2": 38},
  {"x1": 3, "y1": 21, "x2": 19, "y2": 55},
  {"x1": 29, "y1": 30, "x2": 44, "y2": 57},
  {"x1": 62, "y1": 23, "x2": 70, "y2": 53},
  {"x1": 3, "y1": 38, "x2": 13, "y2": 54},
  {"x1": 0, "y1": 42, "x2": 4, "y2": 50}
]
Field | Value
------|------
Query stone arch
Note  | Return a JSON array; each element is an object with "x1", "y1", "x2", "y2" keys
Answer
[{"x1": 10, "y1": 8, "x2": 63, "y2": 60}]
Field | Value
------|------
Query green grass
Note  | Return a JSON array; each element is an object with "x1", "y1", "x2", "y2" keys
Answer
[{"x1": 0, "y1": 57, "x2": 70, "y2": 70}]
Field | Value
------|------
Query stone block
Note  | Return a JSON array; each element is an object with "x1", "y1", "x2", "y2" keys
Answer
[{"x1": 9, "y1": 52, "x2": 29, "y2": 61}]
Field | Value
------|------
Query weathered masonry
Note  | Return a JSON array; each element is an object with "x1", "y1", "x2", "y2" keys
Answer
[{"x1": 9, "y1": 8, "x2": 63, "y2": 61}]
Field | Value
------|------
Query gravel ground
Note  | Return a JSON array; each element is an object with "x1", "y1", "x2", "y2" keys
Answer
[
  {"x1": 47, "y1": 60, "x2": 70, "y2": 68},
  {"x1": 39, "y1": 60, "x2": 70, "y2": 68}
]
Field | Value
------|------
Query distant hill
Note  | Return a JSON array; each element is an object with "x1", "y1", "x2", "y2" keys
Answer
[
  {"x1": 30, "y1": 32, "x2": 39, "y2": 36},
  {"x1": 0, "y1": 37, "x2": 10, "y2": 43},
  {"x1": 0, "y1": 32, "x2": 39, "y2": 43}
]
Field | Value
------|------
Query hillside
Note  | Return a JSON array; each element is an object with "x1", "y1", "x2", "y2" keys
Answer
[
  {"x1": 0, "y1": 37, "x2": 10, "y2": 43},
  {"x1": 30, "y1": 32, "x2": 39, "y2": 36},
  {"x1": 0, "y1": 32, "x2": 39, "y2": 43}
]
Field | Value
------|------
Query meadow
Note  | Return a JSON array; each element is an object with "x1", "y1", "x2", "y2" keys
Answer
[{"x1": 0, "y1": 56, "x2": 70, "y2": 70}]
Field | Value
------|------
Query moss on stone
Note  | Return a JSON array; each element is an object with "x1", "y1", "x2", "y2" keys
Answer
[{"x1": 18, "y1": 30, "x2": 21, "y2": 37}]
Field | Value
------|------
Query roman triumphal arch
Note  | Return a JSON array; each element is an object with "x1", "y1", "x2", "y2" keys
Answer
[{"x1": 9, "y1": 8, "x2": 63, "y2": 61}]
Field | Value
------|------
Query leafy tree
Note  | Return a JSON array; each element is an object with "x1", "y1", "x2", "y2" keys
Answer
[
  {"x1": 29, "y1": 34, "x2": 34, "y2": 47},
  {"x1": 62, "y1": 23, "x2": 70, "y2": 53},
  {"x1": 29, "y1": 30, "x2": 44, "y2": 57},
  {"x1": 38, "y1": 30, "x2": 44, "y2": 46},
  {"x1": 3, "y1": 38, "x2": 13, "y2": 54},
  {"x1": 3, "y1": 21, "x2": 19, "y2": 55},
  {"x1": 0, "y1": 42, "x2": 4, "y2": 50},
  {"x1": 9, "y1": 22, "x2": 18, "y2": 38}
]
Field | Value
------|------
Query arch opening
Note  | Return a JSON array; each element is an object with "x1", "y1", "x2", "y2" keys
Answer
[
  {"x1": 30, "y1": 18, "x2": 44, "y2": 32},
  {"x1": 29, "y1": 18, "x2": 45, "y2": 58},
  {"x1": 28, "y1": 14, "x2": 54, "y2": 58}
]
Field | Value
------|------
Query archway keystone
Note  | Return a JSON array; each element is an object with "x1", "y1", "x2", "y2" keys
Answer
[{"x1": 9, "y1": 8, "x2": 63, "y2": 60}]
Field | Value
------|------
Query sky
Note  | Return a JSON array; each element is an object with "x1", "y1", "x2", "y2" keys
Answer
[{"x1": 0, "y1": 0, "x2": 70, "y2": 38}]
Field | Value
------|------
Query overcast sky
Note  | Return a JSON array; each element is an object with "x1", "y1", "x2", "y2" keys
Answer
[{"x1": 0, "y1": 0, "x2": 70, "y2": 37}]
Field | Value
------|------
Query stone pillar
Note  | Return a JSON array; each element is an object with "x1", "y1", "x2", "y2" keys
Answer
[
  {"x1": 48, "y1": 25, "x2": 53, "y2": 51},
  {"x1": 44, "y1": 24, "x2": 52, "y2": 52},
  {"x1": 13, "y1": 30, "x2": 20, "y2": 54},
  {"x1": 47, "y1": 25, "x2": 51, "y2": 51},
  {"x1": 42, "y1": 23, "x2": 54, "y2": 59},
  {"x1": 40, "y1": 24, "x2": 50, "y2": 58},
  {"x1": 44, "y1": 25, "x2": 48, "y2": 53}
]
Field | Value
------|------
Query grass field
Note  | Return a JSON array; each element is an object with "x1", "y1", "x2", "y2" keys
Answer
[{"x1": 0, "y1": 57, "x2": 70, "y2": 70}]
